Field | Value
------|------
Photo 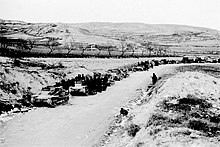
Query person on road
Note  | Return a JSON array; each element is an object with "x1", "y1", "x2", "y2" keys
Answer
[{"x1": 152, "y1": 73, "x2": 158, "y2": 85}]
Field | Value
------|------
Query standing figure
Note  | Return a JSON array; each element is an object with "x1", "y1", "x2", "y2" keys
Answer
[
  {"x1": 22, "y1": 87, "x2": 34, "y2": 107},
  {"x1": 152, "y1": 73, "x2": 158, "y2": 85}
]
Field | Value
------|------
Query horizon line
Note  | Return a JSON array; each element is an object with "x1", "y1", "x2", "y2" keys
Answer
[{"x1": 1, "y1": 18, "x2": 220, "y2": 32}]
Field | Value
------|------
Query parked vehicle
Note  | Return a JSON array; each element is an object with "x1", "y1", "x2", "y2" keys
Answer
[
  {"x1": 32, "y1": 86, "x2": 69, "y2": 107},
  {"x1": 133, "y1": 66, "x2": 144, "y2": 71},
  {"x1": 181, "y1": 56, "x2": 194, "y2": 63},
  {"x1": 195, "y1": 57, "x2": 205, "y2": 63},
  {"x1": 69, "y1": 83, "x2": 90, "y2": 96}
]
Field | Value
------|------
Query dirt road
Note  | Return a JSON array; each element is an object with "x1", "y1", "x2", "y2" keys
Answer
[{"x1": 0, "y1": 64, "x2": 178, "y2": 147}]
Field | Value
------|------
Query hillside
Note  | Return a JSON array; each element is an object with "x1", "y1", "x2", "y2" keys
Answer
[
  {"x1": 101, "y1": 66, "x2": 220, "y2": 147},
  {"x1": 0, "y1": 19, "x2": 220, "y2": 57}
]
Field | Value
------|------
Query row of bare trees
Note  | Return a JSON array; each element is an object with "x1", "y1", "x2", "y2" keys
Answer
[
  {"x1": 0, "y1": 36, "x2": 170, "y2": 57},
  {"x1": 42, "y1": 37, "x2": 170, "y2": 57}
]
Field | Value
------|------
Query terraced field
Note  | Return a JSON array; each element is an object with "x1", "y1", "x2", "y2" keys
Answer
[{"x1": 1, "y1": 19, "x2": 220, "y2": 57}]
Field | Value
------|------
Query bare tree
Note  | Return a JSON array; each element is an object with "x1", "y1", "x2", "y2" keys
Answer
[
  {"x1": 95, "y1": 44, "x2": 103, "y2": 57},
  {"x1": 27, "y1": 39, "x2": 36, "y2": 52},
  {"x1": 46, "y1": 38, "x2": 60, "y2": 54},
  {"x1": 119, "y1": 39, "x2": 128, "y2": 57},
  {"x1": 147, "y1": 43, "x2": 154, "y2": 56},
  {"x1": 157, "y1": 46, "x2": 162, "y2": 56},
  {"x1": 63, "y1": 37, "x2": 78, "y2": 55},
  {"x1": 140, "y1": 42, "x2": 151, "y2": 56},
  {"x1": 79, "y1": 43, "x2": 87, "y2": 56},
  {"x1": 0, "y1": 37, "x2": 10, "y2": 49},
  {"x1": 129, "y1": 43, "x2": 137, "y2": 57},
  {"x1": 163, "y1": 47, "x2": 168, "y2": 56},
  {"x1": 63, "y1": 42, "x2": 71, "y2": 54},
  {"x1": 156, "y1": 45, "x2": 169, "y2": 56},
  {"x1": 158, "y1": 45, "x2": 168, "y2": 56},
  {"x1": 152, "y1": 44, "x2": 159, "y2": 56},
  {"x1": 163, "y1": 45, "x2": 169, "y2": 56},
  {"x1": 140, "y1": 46, "x2": 147, "y2": 56},
  {"x1": 106, "y1": 41, "x2": 115, "y2": 57},
  {"x1": 67, "y1": 42, "x2": 79, "y2": 55},
  {"x1": 108, "y1": 46, "x2": 116, "y2": 57}
]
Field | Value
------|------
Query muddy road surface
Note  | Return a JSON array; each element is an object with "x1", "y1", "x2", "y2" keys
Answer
[{"x1": 0, "y1": 64, "x2": 202, "y2": 147}]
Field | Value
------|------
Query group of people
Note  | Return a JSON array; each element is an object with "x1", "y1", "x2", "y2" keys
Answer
[
  {"x1": 21, "y1": 57, "x2": 218, "y2": 101},
  {"x1": 55, "y1": 73, "x2": 111, "y2": 95},
  {"x1": 3, "y1": 57, "x2": 220, "y2": 113},
  {"x1": 53, "y1": 59, "x2": 160, "y2": 96},
  {"x1": 136, "y1": 60, "x2": 154, "y2": 70}
]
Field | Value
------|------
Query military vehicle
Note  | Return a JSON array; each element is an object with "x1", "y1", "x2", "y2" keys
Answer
[
  {"x1": 69, "y1": 83, "x2": 90, "y2": 96},
  {"x1": 32, "y1": 86, "x2": 69, "y2": 107}
]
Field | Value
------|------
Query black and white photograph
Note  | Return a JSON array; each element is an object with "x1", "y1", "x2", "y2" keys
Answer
[{"x1": 0, "y1": 0, "x2": 220, "y2": 146}]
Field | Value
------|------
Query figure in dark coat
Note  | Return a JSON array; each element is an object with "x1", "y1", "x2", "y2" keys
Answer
[
  {"x1": 152, "y1": 73, "x2": 158, "y2": 85},
  {"x1": 120, "y1": 108, "x2": 128, "y2": 116}
]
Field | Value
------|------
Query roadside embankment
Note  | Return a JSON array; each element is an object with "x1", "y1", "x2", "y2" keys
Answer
[
  {"x1": 102, "y1": 65, "x2": 220, "y2": 147},
  {"x1": 0, "y1": 57, "x2": 85, "y2": 114}
]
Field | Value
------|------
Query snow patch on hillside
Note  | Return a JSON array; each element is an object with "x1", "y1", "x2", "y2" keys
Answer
[{"x1": 104, "y1": 72, "x2": 220, "y2": 147}]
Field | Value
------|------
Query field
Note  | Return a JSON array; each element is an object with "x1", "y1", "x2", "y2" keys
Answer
[
  {"x1": 29, "y1": 57, "x2": 182, "y2": 71},
  {"x1": 1, "y1": 19, "x2": 220, "y2": 57}
]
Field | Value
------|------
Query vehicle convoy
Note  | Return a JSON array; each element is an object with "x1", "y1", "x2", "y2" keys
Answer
[
  {"x1": 2, "y1": 56, "x2": 220, "y2": 114},
  {"x1": 32, "y1": 86, "x2": 69, "y2": 107}
]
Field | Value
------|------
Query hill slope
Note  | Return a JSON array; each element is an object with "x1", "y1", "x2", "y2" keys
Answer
[
  {"x1": 103, "y1": 68, "x2": 220, "y2": 147},
  {"x1": 1, "y1": 19, "x2": 220, "y2": 56}
]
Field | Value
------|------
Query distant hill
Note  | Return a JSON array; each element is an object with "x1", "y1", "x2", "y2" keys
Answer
[{"x1": 0, "y1": 19, "x2": 220, "y2": 57}]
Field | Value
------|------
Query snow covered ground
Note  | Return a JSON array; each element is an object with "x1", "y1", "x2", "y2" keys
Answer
[
  {"x1": 1, "y1": 58, "x2": 220, "y2": 147},
  {"x1": 104, "y1": 66, "x2": 220, "y2": 147}
]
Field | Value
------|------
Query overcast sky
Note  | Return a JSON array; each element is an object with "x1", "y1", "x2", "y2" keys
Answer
[{"x1": 0, "y1": 0, "x2": 220, "y2": 30}]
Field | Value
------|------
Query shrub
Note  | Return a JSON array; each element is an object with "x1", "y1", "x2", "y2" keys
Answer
[
  {"x1": 127, "y1": 124, "x2": 141, "y2": 137},
  {"x1": 188, "y1": 118, "x2": 220, "y2": 136},
  {"x1": 179, "y1": 94, "x2": 212, "y2": 109},
  {"x1": 146, "y1": 113, "x2": 170, "y2": 127},
  {"x1": 13, "y1": 58, "x2": 21, "y2": 67}
]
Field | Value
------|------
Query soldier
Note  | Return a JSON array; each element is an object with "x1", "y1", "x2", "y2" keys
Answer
[
  {"x1": 150, "y1": 61, "x2": 154, "y2": 68},
  {"x1": 84, "y1": 75, "x2": 90, "y2": 91},
  {"x1": 152, "y1": 73, "x2": 158, "y2": 85},
  {"x1": 81, "y1": 74, "x2": 85, "y2": 85},
  {"x1": 143, "y1": 63, "x2": 148, "y2": 71},
  {"x1": 75, "y1": 74, "x2": 81, "y2": 83},
  {"x1": 13, "y1": 82, "x2": 22, "y2": 98},
  {"x1": 154, "y1": 60, "x2": 159, "y2": 66},
  {"x1": 26, "y1": 87, "x2": 33, "y2": 101},
  {"x1": 61, "y1": 79, "x2": 69, "y2": 90},
  {"x1": 88, "y1": 75, "x2": 96, "y2": 94},
  {"x1": 100, "y1": 74, "x2": 107, "y2": 91},
  {"x1": 22, "y1": 87, "x2": 34, "y2": 107},
  {"x1": 70, "y1": 78, "x2": 75, "y2": 87},
  {"x1": 96, "y1": 75, "x2": 102, "y2": 92}
]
